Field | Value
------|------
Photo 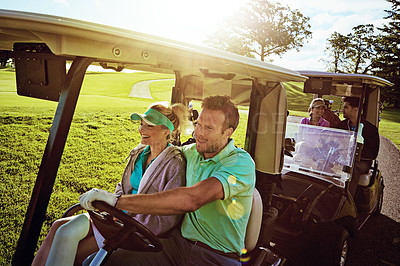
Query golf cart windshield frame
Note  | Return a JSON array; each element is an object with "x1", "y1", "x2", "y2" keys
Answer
[{"x1": 284, "y1": 123, "x2": 357, "y2": 188}]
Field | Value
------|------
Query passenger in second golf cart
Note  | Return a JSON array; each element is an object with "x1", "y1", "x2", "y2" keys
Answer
[
  {"x1": 301, "y1": 98, "x2": 330, "y2": 127},
  {"x1": 32, "y1": 103, "x2": 189, "y2": 266}
]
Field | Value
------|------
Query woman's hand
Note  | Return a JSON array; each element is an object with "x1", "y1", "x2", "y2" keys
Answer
[{"x1": 79, "y1": 188, "x2": 118, "y2": 211}]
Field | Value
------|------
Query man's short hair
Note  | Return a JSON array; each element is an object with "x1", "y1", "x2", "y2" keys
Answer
[
  {"x1": 343, "y1": 97, "x2": 360, "y2": 108},
  {"x1": 201, "y1": 95, "x2": 239, "y2": 132}
]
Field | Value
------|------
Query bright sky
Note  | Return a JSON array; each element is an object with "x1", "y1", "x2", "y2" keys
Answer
[{"x1": 1, "y1": 0, "x2": 392, "y2": 71}]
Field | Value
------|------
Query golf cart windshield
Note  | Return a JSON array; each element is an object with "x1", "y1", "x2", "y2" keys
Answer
[{"x1": 284, "y1": 123, "x2": 357, "y2": 187}]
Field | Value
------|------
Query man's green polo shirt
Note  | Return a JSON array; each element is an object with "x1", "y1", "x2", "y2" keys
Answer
[{"x1": 181, "y1": 139, "x2": 255, "y2": 254}]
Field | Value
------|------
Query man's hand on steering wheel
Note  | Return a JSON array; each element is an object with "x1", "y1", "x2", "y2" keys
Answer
[{"x1": 79, "y1": 188, "x2": 118, "y2": 211}]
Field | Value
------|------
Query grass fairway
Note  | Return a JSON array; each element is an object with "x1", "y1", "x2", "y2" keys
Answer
[{"x1": 1, "y1": 69, "x2": 399, "y2": 264}]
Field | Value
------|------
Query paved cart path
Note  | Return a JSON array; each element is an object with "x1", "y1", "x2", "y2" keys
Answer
[
  {"x1": 348, "y1": 135, "x2": 400, "y2": 265},
  {"x1": 128, "y1": 80, "x2": 155, "y2": 98},
  {"x1": 377, "y1": 136, "x2": 400, "y2": 222},
  {"x1": 128, "y1": 79, "x2": 174, "y2": 99}
]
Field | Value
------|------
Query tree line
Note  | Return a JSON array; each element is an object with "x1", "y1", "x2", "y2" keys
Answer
[{"x1": 204, "y1": 0, "x2": 400, "y2": 108}]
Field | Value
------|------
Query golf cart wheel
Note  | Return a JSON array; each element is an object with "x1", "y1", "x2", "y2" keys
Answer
[{"x1": 315, "y1": 225, "x2": 349, "y2": 266}]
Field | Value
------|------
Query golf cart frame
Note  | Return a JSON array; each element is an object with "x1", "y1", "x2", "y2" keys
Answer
[
  {"x1": 269, "y1": 70, "x2": 393, "y2": 265},
  {"x1": 0, "y1": 10, "x2": 307, "y2": 265}
]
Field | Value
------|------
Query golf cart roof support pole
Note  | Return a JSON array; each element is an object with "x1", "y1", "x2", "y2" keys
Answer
[
  {"x1": 12, "y1": 56, "x2": 94, "y2": 266},
  {"x1": 245, "y1": 79, "x2": 262, "y2": 157},
  {"x1": 362, "y1": 85, "x2": 370, "y2": 121},
  {"x1": 171, "y1": 70, "x2": 184, "y2": 105},
  {"x1": 346, "y1": 83, "x2": 367, "y2": 194},
  {"x1": 354, "y1": 83, "x2": 367, "y2": 133}
]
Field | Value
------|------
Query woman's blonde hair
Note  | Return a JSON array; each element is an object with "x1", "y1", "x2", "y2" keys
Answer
[{"x1": 149, "y1": 103, "x2": 192, "y2": 142}]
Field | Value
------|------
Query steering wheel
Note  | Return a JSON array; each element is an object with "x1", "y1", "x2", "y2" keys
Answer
[
  {"x1": 63, "y1": 200, "x2": 162, "y2": 253},
  {"x1": 89, "y1": 200, "x2": 162, "y2": 252}
]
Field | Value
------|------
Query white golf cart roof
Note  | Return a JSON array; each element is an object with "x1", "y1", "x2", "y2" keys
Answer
[{"x1": 0, "y1": 9, "x2": 306, "y2": 84}]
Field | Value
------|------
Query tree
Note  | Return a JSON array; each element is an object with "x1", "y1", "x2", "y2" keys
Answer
[
  {"x1": 204, "y1": 0, "x2": 312, "y2": 62},
  {"x1": 324, "y1": 32, "x2": 350, "y2": 73},
  {"x1": 349, "y1": 24, "x2": 376, "y2": 73},
  {"x1": 323, "y1": 1, "x2": 399, "y2": 107},
  {"x1": 372, "y1": 0, "x2": 400, "y2": 108},
  {"x1": 324, "y1": 24, "x2": 376, "y2": 74}
]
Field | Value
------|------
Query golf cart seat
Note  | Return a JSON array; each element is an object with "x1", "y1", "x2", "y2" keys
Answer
[
  {"x1": 245, "y1": 188, "x2": 263, "y2": 252},
  {"x1": 358, "y1": 160, "x2": 378, "y2": 187},
  {"x1": 358, "y1": 169, "x2": 374, "y2": 186}
]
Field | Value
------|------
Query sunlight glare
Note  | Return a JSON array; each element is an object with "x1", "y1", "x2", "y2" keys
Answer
[
  {"x1": 228, "y1": 175, "x2": 237, "y2": 185},
  {"x1": 227, "y1": 198, "x2": 245, "y2": 220},
  {"x1": 120, "y1": 0, "x2": 251, "y2": 45}
]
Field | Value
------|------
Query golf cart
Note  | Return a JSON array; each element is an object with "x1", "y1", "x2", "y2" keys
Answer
[
  {"x1": 270, "y1": 71, "x2": 393, "y2": 265},
  {"x1": 0, "y1": 10, "x2": 308, "y2": 265}
]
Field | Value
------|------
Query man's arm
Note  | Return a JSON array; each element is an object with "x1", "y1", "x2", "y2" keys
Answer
[{"x1": 115, "y1": 177, "x2": 224, "y2": 215}]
